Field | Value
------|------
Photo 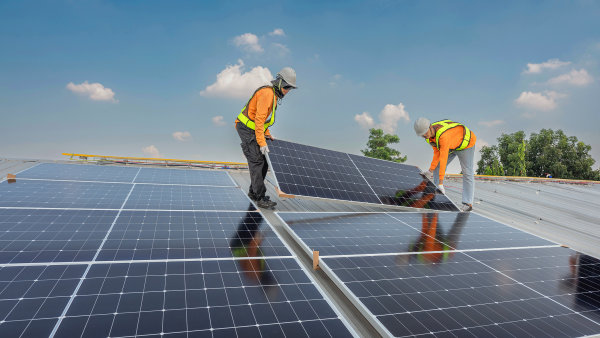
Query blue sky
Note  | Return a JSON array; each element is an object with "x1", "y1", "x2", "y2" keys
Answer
[{"x1": 1, "y1": 0, "x2": 599, "y2": 173}]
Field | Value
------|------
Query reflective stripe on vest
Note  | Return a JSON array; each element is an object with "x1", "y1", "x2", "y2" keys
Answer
[
  {"x1": 236, "y1": 86, "x2": 277, "y2": 131},
  {"x1": 425, "y1": 119, "x2": 472, "y2": 152}
]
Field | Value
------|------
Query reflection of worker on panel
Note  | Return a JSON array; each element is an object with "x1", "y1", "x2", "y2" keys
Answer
[
  {"x1": 395, "y1": 179, "x2": 437, "y2": 209},
  {"x1": 567, "y1": 253, "x2": 600, "y2": 309},
  {"x1": 403, "y1": 212, "x2": 470, "y2": 264},
  {"x1": 229, "y1": 205, "x2": 277, "y2": 298}
]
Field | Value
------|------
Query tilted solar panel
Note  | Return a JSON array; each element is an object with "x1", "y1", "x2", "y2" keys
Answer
[{"x1": 267, "y1": 139, "x2": 458, "y2": 211}]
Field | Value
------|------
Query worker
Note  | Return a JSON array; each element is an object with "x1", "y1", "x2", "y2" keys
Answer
[
  {"x1": 414, "y1": 118, "x2": 477, "y2": 212},
  {"x1": 235, "y1": 67, "x2": 297, "y2": 209}
]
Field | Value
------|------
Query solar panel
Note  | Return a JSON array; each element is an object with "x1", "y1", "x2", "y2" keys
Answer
[
  {"x1": 278, "y1": 212, "x2": 556, "y2": 256},
  {"x1": 267, "y1": 139, "x2": 458, "y2": 211},
  {"x1": 16, "y1": 163, "x2": 139, "y2": 183},
  {"x1": 0, "y1": 209, "x2": 118, "y2": 264},
  {"x1": 97, "y1": 210, "x2": 291, "y2": 261},
  {"x1": 53, "y1": 259, "x2": 354, "y2": 337},
  {"x1": 133, "y1": 167, "x2": 236, "y2": 186},
  {"x1": 124, "y1": 185, "x2": 256, "y2": 211},
  {"x1": 320, "y1": 250, "x2": 600, "y2": 337},
  {"x1": 0, "y1": 180, "x2": 133, "y2": 209},
  {"x1": 0, "y1": 264, "x2": 87, "y2": 337},
  {"x1": 0, "y1": 163, "x2": 357, "y2": 337}
]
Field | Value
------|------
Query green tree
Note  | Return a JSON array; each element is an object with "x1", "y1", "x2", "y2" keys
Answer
[
  {"x1": 361, "y1": 128, "x2": 407, "y2": 163},
  {"x1": 497, "y1": 131, "x2": 527, "y2": 176},
  {"x1": 477, "y1": 145, "x2": 502, "y2": 175},
  {"x1": 527, "y1": 129, "x2": 600, "y2": 180}
]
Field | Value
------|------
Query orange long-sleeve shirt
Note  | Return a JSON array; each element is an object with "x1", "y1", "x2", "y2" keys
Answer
[
  {"x1": 428, "y1": 125, "x2": 476, "y2": 184},
  {"x1": 235, "y1": 87, "x2": 275, "y2": 147}
]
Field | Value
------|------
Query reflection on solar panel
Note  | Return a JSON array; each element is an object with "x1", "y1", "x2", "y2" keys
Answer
[
  {"x1": 267, "y1": 139, "x2": 458, "y2": 211},
  {"x1": 0, "y1": 163, "x2": 356, "y2": 337},
  {"x1": 97, "y1": 210, "x2": 291, "y2": 261},
  {"x1": 278, "y1": 212, "x2": 556, "y2": 256},
  {"x1": 277, "y1": 211, "x2": 600, "y2": 336}
]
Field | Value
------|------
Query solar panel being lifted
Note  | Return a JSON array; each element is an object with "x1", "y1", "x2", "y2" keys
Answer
[{"x1": 267, "y1": 139, "x2": 458, "y2": 211}]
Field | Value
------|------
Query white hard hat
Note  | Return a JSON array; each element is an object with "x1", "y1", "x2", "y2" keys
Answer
[
  {"x1": 277, "y1": 67, "x2": 297, "y2": 88},
  {"x1": 414, "y1": 117, "x2": 430, "y2": 136}
]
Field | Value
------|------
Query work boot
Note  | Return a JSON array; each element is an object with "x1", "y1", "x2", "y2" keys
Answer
[
  {"x1": 256, "y1": 196, "x2": 277, "y2": 209},
  {"x1": 247, "y1": 191, "x2": 258, "y2": 201},
  {"x1": 459, "y1": 203, "x2": 473, "y2": 212}
]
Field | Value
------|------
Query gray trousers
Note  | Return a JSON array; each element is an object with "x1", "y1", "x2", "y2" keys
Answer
[{"x1": 236, "y1": 123, "x2": 268, "y2": 198}]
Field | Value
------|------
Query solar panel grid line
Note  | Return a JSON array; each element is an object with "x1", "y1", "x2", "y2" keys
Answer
[
  {"x1": 0, "y1": 162, "x2": 41, "y2": 184},
  {"x1": 49, "y1": 168, "x2": 141, "y2": 337},
  {"x1": 460, "y1": 251, "x2": 600, "y2": 328},
  {"x1": 345, "y1": 153, "x2": 384, "y2": 204},
  {"x1": 14, "y1": 177, "x2": 239, "y2": 188}
]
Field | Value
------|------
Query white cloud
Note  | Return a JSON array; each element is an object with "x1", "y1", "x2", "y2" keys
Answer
[
  {"x1": 66, "y1": 81, "x2": 117, "y2": 102},
  {"x1": 478, "y1": 120, "x2": 505, "y2": 127},
  {"x1": 354, "y1": 103, "x2": 410, "y2": 134},
  {"x1": 172, "y1": 131, "x2": 191, "y2": 142},
  {"x1": 354, "y1": 112, "x2": 375, "y2": 129},
  {"x1": 547, "y1": 69, "x2": 593, "y2": 86},
  {"x1": 269, "y1": 28, "x2": 285, "y2": 37},
  {"x1": 233, "y1": 33, "x2": 263, "y2": 53},
  {"x1": 523, "y1": 59, "x2": 571, "y2": 74},
  {"x1": 200, "y1": 59, "x2": 273, "y2": 99},
  {"x1": 212, "y1": 116, "x2": 226, "y2": 126},
  {"x1": 142, "y1": 145, "x2": 160, "y2": 158},
  {"x1": 272, "y1": 43, "x2": 290, "y2": 56},
  {"x1": 514, "y1": 91, "x2": 565, "y2": 111},
  {"x1": 378, "y1": 103, "x2": 410, "y2": 134}
]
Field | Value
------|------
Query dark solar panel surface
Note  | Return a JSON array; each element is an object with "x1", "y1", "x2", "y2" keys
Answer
[
  {"x1": 0, "y1": 163, "x2": 355, "y2": 337},
  {"x1": 348, "y1": 154, "x2": 458, "y2": 211},
  {"x1": 0, "y1": 209, "x2": 117, "y2": 264},
  {"x1": 267, "y1": 140, "x2": 381, "y2": 204},
  {"x1": 322, "y1": 250, "x2": 600, "y2": 337},
  {"x1": 133, "y1": 167, "x2": 236, "y2": 186},
  {"x1": 124, "y1": 185, "x2": 255, "y2": 211},
  {"x1": 16, "y1": 163, "x2": 139, "y2": 183},
  {"x1": 0, "y1": 264, "x2": 87, "y2": 337},
  {"x1": 54, "y1": 259, "x2": 352, "y2": 338},
  {"x1": 278, "y1": 212, "x2": 555, "y2": 255},
  {"x1": 267, "y1": 139, "x2": 458, "y2": 211},
  {"x1": 0, "y1": 180, "x2": 133, "y2": 209},
  {"x1": 97, "y1": 210, "x2": 291, "y2": 261}
]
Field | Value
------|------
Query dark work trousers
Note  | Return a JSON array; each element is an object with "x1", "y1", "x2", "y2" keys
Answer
[{"x1": 236, "y1": 123, "x2": 269, "y2": 198}]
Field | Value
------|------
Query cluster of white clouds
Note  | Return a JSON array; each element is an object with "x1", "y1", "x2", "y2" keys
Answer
[
  {"x1": 232, "y1": 28, "x2": 287, "y2": 55},
  {"x1": 66, "y1": 81, "x2": 117, "y2": 102},
  {"x1": 172, "y1": 131, "x2": 191, "y2": 142},
  {"x1": 515, "y1": 58, "x2": 593, "y2": 117},
  {"x1": 354, "y1": 103, "x2": 410, "y2": 134},
  {"x1": 200, "y1": 59, "x2": 272, "y2": 99},
  {"x1": 142, "y1": 145, "x2": 160, "y2": 158}
]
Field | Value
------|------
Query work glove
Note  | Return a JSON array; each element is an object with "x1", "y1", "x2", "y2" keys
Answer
[
  {"x1": 420, "y1": 170, "x2": 434, "y2": 181},
  {"x1": 260, "y1": 145, "x2": 270, "y2": 155},
  {"x1": 267, "y1": 134, "x2": 275, "y2": 141},
  {"x1": 437, "y1": 184, "x2": 445, "y2": 195}
]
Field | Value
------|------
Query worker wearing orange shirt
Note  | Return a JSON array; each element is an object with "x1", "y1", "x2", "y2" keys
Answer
[
  {"x1": 235, "y1": 67, "x2": 297, "y2": 209},
  {"x1": 414, "y1": 118, "x2": 477, "y2": 212}
]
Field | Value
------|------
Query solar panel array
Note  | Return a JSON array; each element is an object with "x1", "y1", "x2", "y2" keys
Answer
[
  {"x1": 0, "y1": 163, "x2": 355, "y2": 337},
  {"x1": 278, "y1": 211, "x2": 600, "y2": 337},
  {"x1": 267, "y1": 139, "x2": 458, "y2": 211}
]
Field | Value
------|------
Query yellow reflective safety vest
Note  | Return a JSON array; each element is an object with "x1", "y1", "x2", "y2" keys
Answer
[
  {"x1": 236, "y1": 86, "x2": 277, "y2": 131},
  {"x1": 426, "y1": 119, "x2": 472, "y2": 152}
]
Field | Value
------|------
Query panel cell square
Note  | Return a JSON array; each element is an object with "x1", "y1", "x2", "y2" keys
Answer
[
  {"x1": 54, "y1": 259, "x2": 354, "y2": 337},
  {"x1": 0, "y1": 180, "x2": 132, "y2": 209},
  {"x1": 0, "y1": 209, "x2": 117, "y2": 264},
  {"x1": 97, "y1": 210, "x2": 291, "y2": 261},
  {"x1": 134, "y1": 168, "x2": 236, "y2": 186},
  {"x1": 124, "y1": 185, "x2": 255, "y2": 211},
  {"x1": 17, "y1": 163, "x2": 140, "y2": 183},
  {"x1": 0, "y1": 264, "x2": 87, "y2": 338}
]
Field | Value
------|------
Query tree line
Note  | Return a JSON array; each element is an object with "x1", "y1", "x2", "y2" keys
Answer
[{"x1": 477, "y1": 129, "x2": 600, "y2": 181}]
